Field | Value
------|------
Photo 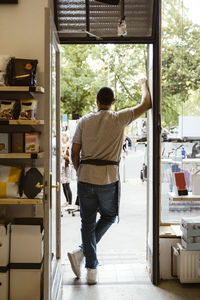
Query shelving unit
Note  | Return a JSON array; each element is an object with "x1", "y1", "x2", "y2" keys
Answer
[
  {"x1": 168, "y1": 192, "x2": 200, "y2": 202},
  {"x1": 0, "y1": 86, "x2": 45, "y2": 206},
  {"x1": 0, "y1": 152, "x2": 44, "y2": 159},
  {"x1": 159, "y1": 225, "x2": 181, "y2": 238},
  {"x1": 0, "y1": 86, "x2": 45, "y2": 100},
  {"x1": 0, "y1": 120, "x2": 44, "y2": 125},
  {"x1": 0, "y1": 198, "x2": 42, "y2": 205}
]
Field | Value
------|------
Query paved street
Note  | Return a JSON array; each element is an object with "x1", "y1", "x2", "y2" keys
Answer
[{"x1": 61, "y1": 144, "x2": 147, "y2": 264}]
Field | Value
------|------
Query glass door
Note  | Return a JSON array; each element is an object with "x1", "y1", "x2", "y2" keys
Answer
[
  {"x1": 146, "y1": 43, "x2": 160, "y2": 285},
  {"x1": 44, "y1": 7, "x2": 62, "y2": 300}
]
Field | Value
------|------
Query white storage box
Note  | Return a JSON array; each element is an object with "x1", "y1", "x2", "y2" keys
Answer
[
  {"x1": 181, "y1": 216, "x2": 200, "y2": 231},
  {"x1": 10, "y1": 265, "x2": 43, "y2": 300},
  {"x1": 172, "y1": 243, "x2": 200, "y2": 283},
  {"x1": 160, "y1": 237, "x2": 181, "y2": 280},
  {"x1": 0, "y1": 270, "x2": 9, "y2": 300},
  {"x1": 191, "y1": 170, "x2": 200, "y2": 195},
  {"x1": 10, "y1": 224, "x2": 43, "y2": 263},
  {"x1": 0, "y1": 224, "x2": 10, "y2": 267},
  {"x1": 181, "y1": 238, "x2": 200, "y2": 251}
]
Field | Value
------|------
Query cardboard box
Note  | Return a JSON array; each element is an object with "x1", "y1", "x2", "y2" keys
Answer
[
  {"x1": 25, "y1": 132, "x2": 40, "y2": 153},
  {"x1": 10, "y1": 266, "x2": 43, "y2": 300},
  {"x1": 0, "y1": 133, "x2": 10, "y2": 153},
  {"x1": 11, "y1": 133, "x2": 24, "y2": 153},
  {"x1": 0, "y1": 270, "x2": 9, "y2": 300},
  {"x1": 10, "y1": 224, "x2": 43, "y2": 263},
  {"x1": 0, "y1": 224, "x2": 10, "y2": 267}
]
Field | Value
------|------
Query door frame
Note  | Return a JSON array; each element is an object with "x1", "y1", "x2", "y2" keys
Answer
[
  {"x1": 44, "y1": 7, "x2": 62, "y2": 300},
  {"x1": 46, "y1": 0, "x2": 161, "y2": 290}
]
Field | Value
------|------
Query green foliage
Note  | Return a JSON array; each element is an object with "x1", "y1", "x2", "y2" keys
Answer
[
  {"x1": 61, "y1": 44, "x2": 147, "y2": 118},
  {"x1": 162, "y1": 0, "x2": 200, "y2": 127}
]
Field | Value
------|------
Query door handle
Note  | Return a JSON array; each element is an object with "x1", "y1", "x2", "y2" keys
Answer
[
  {"x1": 35, "y1": 183, "x2": 44, "y2": 189},
  {"x1": 51, "y1": 182, "x2": 60, "y2": 192}
]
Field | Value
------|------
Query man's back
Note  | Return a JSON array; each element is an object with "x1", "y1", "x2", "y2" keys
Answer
[{"x1": 72, "y1": 108, "x2": 135, "y2": 185}]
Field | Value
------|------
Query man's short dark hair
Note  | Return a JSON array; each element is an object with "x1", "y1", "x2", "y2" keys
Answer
[{"x1": 97, "y1": 87, "x2": 114, "y2": 105}]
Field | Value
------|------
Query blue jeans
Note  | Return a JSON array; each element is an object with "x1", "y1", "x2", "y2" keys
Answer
[{"x1": 78, "y1": 181, "x2": 118, "y2": 269}]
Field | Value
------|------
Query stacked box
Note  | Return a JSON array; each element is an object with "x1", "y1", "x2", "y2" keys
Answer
[
  {"x1": 10, "y1": 220, "x2": 44, "y2": 300},
  {"x1": 25, "y1": 132, "x2": 40, "y2": 153},
  {"x1": 181, "y1": 216, "x2": 200, "y2": 250},
  {"x1": 0, "y1": 224, "x2": 10, "y2": 300},
  {"x1": 0, "y1": 133, "x2": 10, "y2": 153},
  {"x1": 11, "y1": 133, "x2": 24, "y2": 153}
]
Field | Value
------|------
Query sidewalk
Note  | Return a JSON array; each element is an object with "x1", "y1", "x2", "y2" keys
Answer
[{"x1": 61, "y1": 177, "x2": 147, "y2": 283}]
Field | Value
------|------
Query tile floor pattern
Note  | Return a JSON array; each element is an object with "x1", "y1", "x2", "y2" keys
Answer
[{"x1": 62, "y1": 251, "x2": 200, "y2": 300}]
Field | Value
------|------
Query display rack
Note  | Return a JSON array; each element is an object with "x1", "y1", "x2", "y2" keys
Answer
[
  {"x1": 0, "y1": 198, "x2": 42, "y2": 205},
  {"x1": 0, "y1": 86, "x2": 44, "y2": 100},
  {"x1": 0, "y1": 86, "x2": 45, "y2": 205},
  {"x1": 168, "y1": 192, "x2": 200, "y2": 202},
  {"x1": 0, "y1": 120, "x2": 44, "y2": 125}
]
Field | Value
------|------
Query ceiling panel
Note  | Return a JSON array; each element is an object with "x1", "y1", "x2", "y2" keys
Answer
[{"x1": 55, "y1": 0, "x2": 155, "y2": 42}]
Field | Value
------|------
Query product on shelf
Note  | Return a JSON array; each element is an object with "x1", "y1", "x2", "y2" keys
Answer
[
  {"x1": 25, "y1": 132, "x2": 40, "y2": 153},
  {"x1": 0, "y1": 133, "x2": 10, "y2": 153},
  {"x1": 180, "y1": 216, "x2": 200, "y2": 250},
  {"x1": 191, "y1": 170, "x2": 200, "y2": 195},
  {"x1": 0, "y1": 55, "x2": 10, "y2": 86},
  {"x1": 0, "y1": 165, "x2": 22, "y2": 198},
  {"x1": 18, "y1": 99, "x2": 37, "y2": 120},
  {"x1": 173, "y1": 172, "x2": 188, "y2": 196},
  {"x1": 0, "y1": 100, "x2": 16, "y2": 120},
  {"x1": 11, "y1": 133, "x2": 24, "y2": 153},
  {"x1": 5, "y1": 58, "x2": 38, "y2": 86},
  {"x1": 22, "y1": 167, "x2": 43, "y2": 199}
]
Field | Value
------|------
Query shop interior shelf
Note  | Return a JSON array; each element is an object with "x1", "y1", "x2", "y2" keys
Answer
[
  {"x1": 0, "y1": 152, "x2": 44, "y2": 159},
  {"x1": 0, "y1": 198, "x2": 42, "y2": 205},
  {"x1": 0, "y1": 86, "x2": 45, "y2": 99},
  {"x1": 0, "y1": 120, "x2": 44, "y2": 125},
  {"x1": 160, "y1": 225, "x2": 181, "y2": 238},
  {"x1": 0, "y1": 86, "x2": 44, "y2": 93},
  {"x1": 168, "y1": 192, "x2": 200, "y2": 201},
  {"x1": 162, "y1": 158, "x2": 200, "y2": 164}
]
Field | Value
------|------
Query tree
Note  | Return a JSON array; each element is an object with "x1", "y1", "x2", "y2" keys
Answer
[
  {"x1": 161, "y1": 0, "x2": 200, "y2": 127},
  {"x1": 61, "y1": 45, "x2": 97, "y2": 118},
  {"x1": 61, "y1": 44, "x2": 147, "y2": 118}
]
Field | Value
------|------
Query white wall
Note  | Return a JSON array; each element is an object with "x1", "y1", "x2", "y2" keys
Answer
[
  {"x1": 0, "y1": 0, "x2": 49, "y2": 221},
  {"x1": 0, "y1": 0, "x2": 48, "y2": 83}
]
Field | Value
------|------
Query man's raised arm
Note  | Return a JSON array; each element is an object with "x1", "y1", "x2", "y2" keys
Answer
[{"x1": 133, "y1": 78, "x2": 152, "y2": 120}]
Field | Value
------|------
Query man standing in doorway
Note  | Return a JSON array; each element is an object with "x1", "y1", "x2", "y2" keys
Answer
[{"x1": 68, "y1": 78, "x2": 151, "y2": 284}]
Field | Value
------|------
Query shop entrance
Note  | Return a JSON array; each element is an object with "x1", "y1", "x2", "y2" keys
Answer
[
  {"x1": 45, "y1": 1, "x2": 160, "y2": 298},
  {"x1": 56, "y1": 39, "x2": 160, "y2": 288},
  {"x1": 60, "y1": 43, "x2": 150, "y2": 285}
]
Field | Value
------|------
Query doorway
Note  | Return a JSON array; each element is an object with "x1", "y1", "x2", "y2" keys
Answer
[{"x1": 59, "y1": 43, "x2": 152, "y2": 285}]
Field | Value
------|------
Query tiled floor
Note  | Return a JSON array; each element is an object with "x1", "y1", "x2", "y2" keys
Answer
[
  {"x1": 62, "y1": 250, "x2": 147, "y2": 286},
  {"x1": 61, "y1": 160, "x2": 200, "y2": 300}
]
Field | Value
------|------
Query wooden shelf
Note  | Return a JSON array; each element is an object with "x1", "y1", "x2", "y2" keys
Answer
[
  {"x1": 168, "y1": 192, "x2": 200, "y2": 201},
  {"x1": 0, "y1": 198, "x2": 42, "y2": 205},
  {"x1": 0, "y1": 86, "x2": 44, "y2": 93},
  {"x1": 160, "y1": 225, "x2": 181, "y2": 238},
  {"x1": 0, "y1": 86, "x2": 44, "y2": 100},
  {"x1": 0, "y1": 152, "x2": 44, "y2": 159},
  {"x1": 162, "y1": 158, "x2": 200, "y2": 164},
  {"x1": 0, "y1": 119, "x2": 44, "y2": 125}
]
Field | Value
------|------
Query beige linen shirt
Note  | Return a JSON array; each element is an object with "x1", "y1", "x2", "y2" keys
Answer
[{"x1": 72, "y1": 108, "x2": 135, "y2": 185}]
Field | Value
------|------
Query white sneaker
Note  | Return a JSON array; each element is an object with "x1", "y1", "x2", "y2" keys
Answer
[
  {"x1": 86, "y1": 268, "x2": 98, "y2": 285},
  {"x1": 67, "y1": 249, "x2": 84, "y2": 278}
]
